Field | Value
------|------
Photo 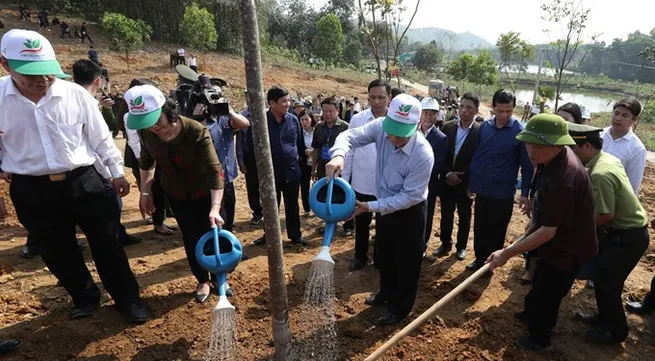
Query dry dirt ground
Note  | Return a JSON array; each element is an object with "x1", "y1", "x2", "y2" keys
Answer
[{"x1": 1, "y1": 9, "x2": 655, "y2": 361}]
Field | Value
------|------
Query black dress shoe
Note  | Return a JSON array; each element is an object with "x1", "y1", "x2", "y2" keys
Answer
[
  {"x1": 253, "y1": 236, "x2": 266, "y2": 246},
  {"x1": 0, "y1": 339, "x2": 21, "y2": 356},
  {"x1": 364, "y1": 294, "x2": 385, "y2": 307},
  {"x1": 70, "y1": 304, "x2": 98, "y2": 319},
  {"x1": 432, "y1": 245, "x2": 451, "y2": 257},
  {"x1": 466, "y1": 260, "x2": 483, "y2": 271},
  {"x1": 456, "y1": 249, "x2": 467, "y2": 261},
  {"x1": 19, "y1": 245, "x2": 39, "y2": 259},
  {"x1": 516, "y1": 336, "x2": 549, "y2": 351},
  {"x1": 120, "y1": 303, "x2": 148, "y2": 324},
  {"x1": 626, "y1": 300, "x2": 654, "y2": 315},
  {"x1": 585, "y1": 327, "x2": 623, "y2": 345},
  {"x1": 349, "y1": 258, "x2": 366, "y2": 271},
  {"x1": 514, "y1": 311, "x2": 529, "y2": 324},
  {"x1": 122, "y1": 234, "x2": 143, "y2": 246},
  {"x1": 573, "y1": 311, "x2": 602, "y2": 327},
  {"x1": 377, "y1": 312, "x2": 401, "y2": 326},
  {"x1": 290, "y1": 238, "x2": 309, "y2": 246}
]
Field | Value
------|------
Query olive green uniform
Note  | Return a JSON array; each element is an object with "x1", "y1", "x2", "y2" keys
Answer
[{"x1": 587, "y1": 150, "x2": 649, "y2": 341}]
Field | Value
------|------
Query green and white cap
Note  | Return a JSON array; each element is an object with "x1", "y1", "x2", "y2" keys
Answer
[
  {"x1": 124, "y1": 85, "x2": 167, "y2": 130},
  {"x1": 383, "y1": 93, "x2": 422, "y2": 137},
  {"x1": 1, "y1": 29, "x2": 64, "y2": 76}
]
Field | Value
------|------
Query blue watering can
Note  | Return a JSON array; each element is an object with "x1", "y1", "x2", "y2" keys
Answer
[
  {"x1": 309, "y1": 177, "x2": 356, "y2": 264},
  {"x1": 195, "y1": 227, "x2": 243, "y2": 310}
]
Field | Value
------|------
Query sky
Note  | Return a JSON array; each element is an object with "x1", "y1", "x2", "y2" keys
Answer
[{"x1": 308, "y1": 0, "x2": 654, "y2": 45}]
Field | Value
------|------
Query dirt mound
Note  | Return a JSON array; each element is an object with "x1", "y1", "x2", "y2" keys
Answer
[{"x1": 0, "y1": 9, "x2": 654, "y2": 361}]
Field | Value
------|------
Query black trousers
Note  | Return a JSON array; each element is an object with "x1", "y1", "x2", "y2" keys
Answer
[
  {"x1": 594, "y1": 226, "x2": 649, "y2": 340},
  {"x1": 353, "y1": 191, "x2": 378, "y2": 262},
  {"x1": 244, "y1": 156, "x2": 262, "y2": 219},
  {"x1": 10, "y1": 166, "x2": 140, "y2": 308},
  {"x1": 131, "y1": 166, "x2": 167, "y2": 226},
  {"x1": 645, "y1": 275, "x2": 655, "y2": 306},
  {"x1": 523, "y1": 261, "x2": 577, "y2": 345},
  {"x1": 473, "y1": 195, "x2": 514, "y2": 263},
  {"x1": 222, "y1": 182, "x2": 236, "y2": 232},
  {"x1": 300, "y1": 164, "x2": 312, "y2": 213},
  {"x1": 275, "y1": 180, "x2": 302, "y2": 241},
  {"x1": 377, "y1": 201, "x2": 427, "y2": 318},
  {"x1": 424, "y1": 185, "x2": 439, "y2": 251},
  {"x1": 167, "y1": 195, "x2": 215, "y2": 284},
  {"x1": 189, "y1": 65, "x2": 198, "y2": 73},
  {"x1": 439, "y1": 188, "x2": 473, "y2": 251}
]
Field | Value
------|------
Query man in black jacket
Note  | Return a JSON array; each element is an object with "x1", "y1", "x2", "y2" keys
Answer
[{"x1": 434, "y1": 93, "x2": 481, "y2": 260}]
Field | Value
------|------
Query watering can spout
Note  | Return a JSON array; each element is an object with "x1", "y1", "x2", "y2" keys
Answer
[
  {"x1": 215, "y1": 295, "x2": 235, "y2": 310},
  {"x1": 313, "y1": 246, "x2": 334, "y2": 264}
]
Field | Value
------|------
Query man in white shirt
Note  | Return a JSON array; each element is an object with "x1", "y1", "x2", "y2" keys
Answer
[
  {"x1": 353, "y1": 96, "x2": 362, "y2": 112},
  {"x1": 0, "y1": 30, "x2": 146, "y2": 323},
  {"x1": 188, "y1": 55, "x2": 197, "y2": 72},
  {"x1": 73, "y1": 59, "x2": 142, "y2": 246},
  {"x1": 342, "y1": 79, "x2": 390, "y2": 271},
  {"x1": 600, "y1": 98, "x2": 646, "y2": 195}
]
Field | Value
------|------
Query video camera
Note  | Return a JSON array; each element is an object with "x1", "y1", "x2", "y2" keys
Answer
[{"x1": 174, "y1": 65, "x2": 230, "y2": 121}]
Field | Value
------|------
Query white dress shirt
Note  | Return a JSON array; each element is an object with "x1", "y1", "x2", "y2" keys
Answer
[
  {"x1": 353, "y1": 102, "x2": 362, "y2": 112},
  {"x1": 188, "y1": 57, "x2": 197, "y2": 67},
  {"x1": 123, "y1": 113, "x2": 142, "y2": 160},
  {"x1": 454, "y1": 119, "x2": 475, "y2": 158},
  {"x1": 601, "y1": 127, "x2": 646, "y2": 194},
  {"x1": 342, "y1": 109, "x2": 377, "y2": 196},
  {"x1": 332, "y1": 118, "x2": 434, "y2": 215},
  {"x1": 303, "y1": 129, "x2": 313, "y2": 166},
  {"x1": 0, "y1": 76, "x2": 124, "y2": 177}
]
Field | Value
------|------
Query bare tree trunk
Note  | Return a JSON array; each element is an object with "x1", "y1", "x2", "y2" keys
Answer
[{"x1": 237, "y1": 1, "x2": 292, "y2": 360}]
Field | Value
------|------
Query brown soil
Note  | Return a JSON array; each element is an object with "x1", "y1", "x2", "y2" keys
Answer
[{"x1": 1, "y1": 9, "x2": 654, "y2": 361}]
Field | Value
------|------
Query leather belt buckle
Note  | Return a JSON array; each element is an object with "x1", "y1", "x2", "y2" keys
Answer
[{"x1": 48, "y1": 173, "x2": 67, "y2": 181}]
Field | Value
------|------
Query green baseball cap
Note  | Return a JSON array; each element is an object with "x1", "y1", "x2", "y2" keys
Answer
[
  {"x1": 383, "y1": 93, "x2": 422, "y2": 138},
  {"x1": 1, "y1": 29, "x2": 64, "y2": 76},
  {"x1": 124, "y1": 85, "x2": 167, "y2": 130},
  {"x1": 516, "y1": 114, "x2": 576, "y2": 146}
]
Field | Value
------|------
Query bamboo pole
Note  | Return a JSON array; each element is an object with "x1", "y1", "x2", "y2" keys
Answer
[
  {"x1": 365, "y1": 235, "x2": 527, "y2": 361},
  {"x1": 364, "y1": 264, "x2": 491, "y2": 361}
]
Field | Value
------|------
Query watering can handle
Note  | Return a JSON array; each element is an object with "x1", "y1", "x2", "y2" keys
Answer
[
  {"x1": 326, "y1": 177, "x2": 334, "y2": 217},
  {"x1": 213, "y1": 226, "x2": 222, "y2": 268}
]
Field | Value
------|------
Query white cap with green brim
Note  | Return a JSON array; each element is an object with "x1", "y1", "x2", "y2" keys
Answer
[
  {"x1": 383, "y1": 93, "x2": 422, "y2": 138},
  {"x1": 1, "y1": 29, "x2": 66, "y2": 76},
  {"x1": 124, "y1": 85, "x2": 167, "y2": 130}
]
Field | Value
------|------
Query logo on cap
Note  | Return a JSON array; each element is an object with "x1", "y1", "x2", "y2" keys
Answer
[
  {"x1": 20, "y1": 39, "x2": 42, "y2": 53},
  {"x1": 130, "y1": 96, "x2": 146, "y2": 112},
  {"x1": 396, "y1": 104, "x2": 412, "y2": 117}
]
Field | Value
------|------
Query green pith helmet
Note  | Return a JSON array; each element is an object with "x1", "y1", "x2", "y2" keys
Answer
[{"x1": 516, "y1": 114, "x2": 576, "y2": 146}]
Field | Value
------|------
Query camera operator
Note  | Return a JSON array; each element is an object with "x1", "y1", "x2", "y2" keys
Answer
[{"x1": 200, "y1": 87, "x2": 250, "y2": 231}]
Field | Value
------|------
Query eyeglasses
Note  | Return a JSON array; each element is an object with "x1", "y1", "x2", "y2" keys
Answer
[{"x1": 521, "y1": 130, "x2": 554, "y2": 145}]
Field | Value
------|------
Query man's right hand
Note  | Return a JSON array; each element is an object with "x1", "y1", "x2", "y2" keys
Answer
[
  {"x1": 139, "y1": 194, "x2": 156, "y2": 219},
  {"x1": 445, "y1": 171, "x2": 464, "y2": 187},
  {"x1": 0, "y1": 172, "x2": 11, "y2": 183},
  {"x1": 98, "y1": 97, "x2": 115, "y2": 109},
  {"x1": 325, "y1": 156, "x2": 344, "y2": 180},
  {"x1": 467, "y1": 190, "x2": 476, "y2": 200}
]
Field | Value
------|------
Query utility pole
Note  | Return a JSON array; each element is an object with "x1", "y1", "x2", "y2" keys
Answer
[
  {"x1": 532, "y1": 47, "x2": 546, "y2": 104},
  {"x1": 237, "y1": 0, "x2": 292, "y2": 359}
]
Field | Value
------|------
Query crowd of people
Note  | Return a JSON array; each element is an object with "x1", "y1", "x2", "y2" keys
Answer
[{"x1": 0, "y1": 27, "x2": 654, "y2": 357}]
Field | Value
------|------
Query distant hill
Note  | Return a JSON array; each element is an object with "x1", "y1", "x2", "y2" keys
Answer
[{"x1": 405, "y1": 27, "x2": 493, "y2": 50}]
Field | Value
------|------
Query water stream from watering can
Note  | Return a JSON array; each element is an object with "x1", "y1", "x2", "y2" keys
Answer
[
  {"x1": 291, "y1": 260, "x2": 338, "y2": 361},
  {"x1": 205, "y1": 308, "x2": 239, "y2": 361}
]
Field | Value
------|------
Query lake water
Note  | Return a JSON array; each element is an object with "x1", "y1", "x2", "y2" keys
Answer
[
  {"x1": 503, "y1": 65, "x2": 574, "y2": 77},
  {"x1": 514, "y1": 89, "x2": 616, "y2": 113}
]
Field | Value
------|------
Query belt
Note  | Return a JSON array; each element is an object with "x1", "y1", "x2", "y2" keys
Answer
[{"x1": 12, "y1": 165, "x2": 93, "y2": 182}]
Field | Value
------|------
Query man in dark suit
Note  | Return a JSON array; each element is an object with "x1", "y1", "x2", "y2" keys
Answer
[
  {"x1": 419, "y1": 97, "x2": 448, "y2": 255},
  {"x1": 434, "y1": 93, "x2": 481, "y2": 260}
]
